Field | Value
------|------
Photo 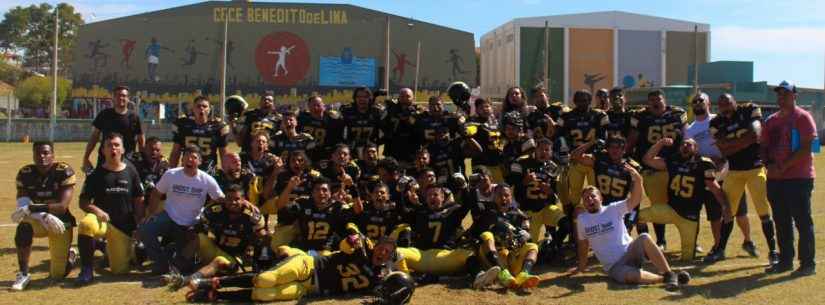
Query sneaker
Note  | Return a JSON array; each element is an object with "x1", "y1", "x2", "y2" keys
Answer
[
  {"x1": 473, "y1": 266, "x2": 500, "y2": 290},
  {"x1": 695, "y1": 245, "x2": 704, "y2": 254},
  {"x1": 497, "y1": 269, "x2": 516, "y2": 289},
  {"x1": 11, "y1": 273, "x2": 30, "y2": 291},
  {"x1": 514, "y1": 272, "x2": 540, "y2": 289},
  {"x1": 65, "y1": 247, "x2": 78, "y2": 276},
  {"x1": 161, "y1": 270, "x2": 186, "y2": 291},
  {"x1": 663, "y1": 272, "x2": 679, "y2": 291},
  {"x1": 76, "y1": 266, "x2": 94, "y2": 286},
  {"x1": 703, "y1": 247, "x2": 726, "y2": 264},
  {"x1": 742, "y1": 241, "x2": 759, "y2": 258},
  {"x1": 791, "y1": 265, "x2": 816, "y2": 277},
  {"x1": 765, "y1": 263, "x2": 793, "y2": 274},
  {"x1": 768, "y1": 251, "x2": 780, "y2": 266},
  {"x1": 185, "y1": 288, "x2": 216, "y2": 302},
  {"x1": 676, "y1": 270, "x2": 691, "y2": 285}
]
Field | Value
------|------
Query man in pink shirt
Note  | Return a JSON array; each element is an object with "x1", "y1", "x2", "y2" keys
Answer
[{"x1": 760, "y1": 81, "x2": 817, "y2": 276}]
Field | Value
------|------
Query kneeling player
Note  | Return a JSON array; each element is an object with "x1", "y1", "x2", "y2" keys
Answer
[
  {"x1": 11, "y1": 141, "x2": 77, "y2": 290},
  {"x1": 165, "y1": 184, "x2": 267, "y2": 290},
  {"x1": 185, "y1": 237, "x2": 398, "y2": 302},
  {"x1": 473, "y1": 184, "x2": 540, "y2": 290}
]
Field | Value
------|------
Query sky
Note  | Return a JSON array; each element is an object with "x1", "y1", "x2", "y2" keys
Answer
[{"x1": 3, "y1": 0, "x2": 824, "y2": 89}]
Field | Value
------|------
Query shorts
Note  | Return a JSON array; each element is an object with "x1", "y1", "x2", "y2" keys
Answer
[
  {"x1": 148, "y1": 55, "x2": 159, "y2": 64},
  {"x1": 608, "y1": 233, "x2": 649, "y2": 283}
]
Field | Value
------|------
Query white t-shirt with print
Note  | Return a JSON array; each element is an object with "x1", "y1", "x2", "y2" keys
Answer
[
  {"x1": 155, "y1": 167, "x2": 224, "y2": 226},
  {"x1": 576, "y1": 200, "x2": 633, "y2": 271}
]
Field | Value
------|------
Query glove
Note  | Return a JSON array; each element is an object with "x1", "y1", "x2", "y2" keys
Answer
[
  {"x1": 11, "y1": 205, "x2": 31, "y2": 223},
  {"x1": 41, "y1": 213, "x2": 66, "y2": 234},
  {"x1": 17, "y1": 196, "x2": 33, "y2": 208}
]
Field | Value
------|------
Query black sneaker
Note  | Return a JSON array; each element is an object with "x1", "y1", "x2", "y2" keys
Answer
[
  {"x1": 676, "y1": 270, "x2": 691, "y2": 285},
  {"x1": 791, "y1": 265, "x2": 816, "y2": 277},
  {"x1": 742, "y1": 241, "x2": 759, "y2": 258},
  {"x1": 186, "y1": 288, "x2": 216, "y2": 302},
  {"x1": 703, "y1": 247, "x2": 726, "y2": 264},
  {"x1": 75, "y1": 266, "x2": 94, "y2": 286},
  {"x1": 768, "y1": 251, "x2": 780, "y2": 266},
  {"x1": 663, "y1": 272, "x2": 679, "y2": 291},
  {"x1": 765, "y1": 263, "x2": 793, "y2": 274}
]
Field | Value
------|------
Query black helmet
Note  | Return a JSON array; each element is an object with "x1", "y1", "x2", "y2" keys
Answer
[
  {"x1": 225, "y1": 95, "x2": 248, "y2": 120},
  {"x1": 447, "y1": 81, "x2": 471, "y2": 104},
  {"x1": 492, "y1": 222, "x2": 519, "y2": 250},
  {"x1": 374, "y1": 271, "x2": 415, "y2": 305}
]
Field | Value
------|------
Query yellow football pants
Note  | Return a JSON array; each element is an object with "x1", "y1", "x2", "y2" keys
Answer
[
  {"x1": 526, "y1": 204, "x2": 566, "y2": 242},
  {"x1": 642, "y1": 169, "x2": 669, "y2": 205},
  {"x1": 270, "y1": 224, "x2": 297, "y2": 249},
  {"x1": 252, "y1": 249, "x2": 315, "y2": 301},
  {"x1": 396, "y1": 247, "x2": 473, "y2": 276},
  {"x1": 724, "y1": 167, "x2": 771, "y2": 217},
  {"x1": 479, "y1": 232, "x2": 539, "y2": 275},
  {"x1": 562, "y1": 161, "x2": 595, "y2": 209},
  {"x1": 638, "y1": 204, "x2": 698, "y2": 261},
  {"x1": 77, "y1": 214, "x2": 133, "y2": 274},
  {"x1": 197, "y1": 234, "x2": 239, "y2": 271},
  {"x1": 21, "y1": 217, "x2": 74, "y2": 279}
]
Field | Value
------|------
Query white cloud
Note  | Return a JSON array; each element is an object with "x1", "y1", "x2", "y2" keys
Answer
[{"x1": 713, "y1": 26, "x2": 825, "y2": 55}]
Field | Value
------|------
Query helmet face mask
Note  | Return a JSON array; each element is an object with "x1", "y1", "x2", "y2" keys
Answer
[
  {"x1": 374, "y1": 271, "x2": 415, "y2": 305},
  {"x1": 225, "y1": 95, "x2": 248, "y2": 121}
]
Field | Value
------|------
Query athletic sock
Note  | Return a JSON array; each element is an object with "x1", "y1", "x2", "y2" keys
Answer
[
  {"x1": 761, "y1": 217, "x2": 777, "y2": 252},
  {"x1": 719, "y1": 221, "x2": 734, "y2": 252},
  {"x1": 78, "y1": 235, "x2": 96, "y2": 269},
  {"x1": 216, "y1": 273, "x2": 256, "y2": 288},
  {"x1": 654, "y1": 224, "x2": 666, "y2": 245},
  {"x1": 521, "y1": 260, "x2": 535, "y2": 274}
]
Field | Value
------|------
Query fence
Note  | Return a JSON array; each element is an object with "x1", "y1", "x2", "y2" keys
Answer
[{"x1": 0, "y1": 118, "x2": 173, "y2": 142}]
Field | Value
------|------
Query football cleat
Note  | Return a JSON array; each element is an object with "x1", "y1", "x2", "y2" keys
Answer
[
  {"x1": 514, "y1": 272, "x2": 540, "y2": 289},
  {"x1": 472, "y1": 266, "x2": 500, "y2": 290},
  {"x1": 76, "y1": 266, "x2": 94, "y2": 286},
  {"x1": 663, "y1": 271, "x2": 679, "y2": 291},
  {"x1": 676, "y1": 270, "x2": 691, "y2": 285},
  {"x1": 11, "y1": 273, "x2": 30, "y2": 291},
  {"x1": 186, "y1": 288, "x2": 216, "y2": 303},
  {"x1": 497, "y1": 269, "x2": 516, "y2": 289},
  {"x1": 742, "y1": 241, "x2": 759, "y2": 258},
  {"x1": 703, "y1": 247, "x2": 725, "y2": 264}
]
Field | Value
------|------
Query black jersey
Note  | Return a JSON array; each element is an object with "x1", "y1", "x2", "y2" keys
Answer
[
  {"x1": 129, "y1": 152, "x2": 169, "y2": 193},
  {"x1": 414, "y1": 111, "x2": 465, "y2": 146},
  {"x1": 200, "y1": 203, "x2": 266, "y2": 255},
  {"x1": 357, "y1": 203, "x2": 407, "y2": 241},
  {"x1": 412, "y1": 203, "x2": 468, "y2": 250},
  {"x1": 557, "y1": 108, "x2": 610, "y2": 150},
  {"x1": 273, "y1": 170, "x2": 322, "y2": 225},
  {"x1": 606, "y1": 109, "x2": 632, "y2": 139},
  {"x1": 383, "y1": 101, "x2": 421, "y2": 162},
  {"x1": 319, "y1": 160, "x2": 362, "y2": 189},
  {"x1": 79, "y1": 165, "x2": 144, "y2": 234},
  {"x1": 16, "y1": 162, "x2": 77, "y2": 226},
  {"x1": 290, "y1": 199, "x2": 355, "y2": 251},
  {"x1": 172, "y1": 117, "x2": 230, "y2": 174},
  {"x1": 426, "y1": 139, "x2": 464, "y2": 184},
  {"x1": 241, "y1": 152, "x2": 279, "y2": 178},
  {"x1": 502, "y1": 137, "x2": 537, "y2": 175},
  {"x1": 665, "y1": 155, "x2": 716, "y2": 221},
  {"x1": 237, "y1": 109, "x2": 281, "y2": 153},
  {"x1": 341, "y1": 104, "x2": 384, "y2": 149},
  {"x1": 212, "y1": 169, "x2": 257, "y2": 202},
  {"x1": 465, "y1": 116, "x2": 503, "y2": 166},
  {"x1": 709, "y1": 103, "x2": 763, "y2": 170},
  {"x1": 507, "y1": 157, "x2": 559, "y2": 212},
  {"x1": 527, "y1": 102, "x2": 566, "y2": 139},
  {"x1": 474, "y1": 206, "x2": 530, "y2": 249},
  {"x1": 630, "y1": 106, "x2": 687, "y2": 164},
  {"x1": 269, "y1": 131, "x2": 316, "y2": 161},
  {"x1": 592, "y1": 152, "x2": 639, "y2": 205},
  {"x1": 298, "y1": 110, "x2": 345, "y2": 161},
  {"x1": 313, "y1": 250, "x2": 377, "y2": 296}
]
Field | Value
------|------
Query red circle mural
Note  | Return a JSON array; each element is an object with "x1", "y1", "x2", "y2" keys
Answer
[{"x1": 255, "y1": 31, "x2": 310, "y2": 86}]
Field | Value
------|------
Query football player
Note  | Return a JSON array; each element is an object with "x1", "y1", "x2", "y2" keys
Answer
[
  {"x1": 555, "y1": 90, "x2": 609, "y2": 211},
  {"x1": 298, "y1": 95, "x2": 345, "y2": 163},
  {"x1": 164, "y1": 184, "x2": 267, "y2": 291},
  {"x1": 628, "y1": 90, "x2": 688, "y2": 249},
  {"x1": 263, "y1": 151, "x2": 318, "y2": 248},
  {"x1": 213, "y1": 153, "x2": 258, "y2": 205},
  {"x1": 185, "y1": 237, "x2": 398, "y2": 302},
  {"x1": 641, "y1": 138, "x2": 731, "y2": 261},
  {"x1": 605, "y1": 87, "x2": 633, "y2": 141},
  {"x1": 383, "y1": 88, "x2": 421, "y2": 165},
  {"x1": 170, "y1": 96, "x2": 230, "y2": 174},
  {"x1": 130, "y1": 136, "x2": 169, "y2": 196},
  {"x1": 415, "y1": 96, "x2": 465, "y2": 146},
  {"x1": 77, "y1": 133, "x2": 145, "y2": 284},
  {"x1": 526, "y1": 85, "x2": 565, "y2": 140},
  {"x1": 234, "y1": 94, "x2": 281, "y2": 154},
  {"x1": 319, "y1": 144, "x2": 362, "y2": 195},
  {"x1": 341, "y1": 86, "x2": 385, "y2": 155},
  {"x1": 707, "y1": 93, "x2": 778, "y2": 265},
  {"x1": 11, "y1": 141, "x2": 77, "y2": 290},
  {"x1": 242, "y1": 132, "x2": 280, "y2": 178},
  {"x1": 270, "y1": 106, "x2": 316, "y2": 161},
  {"x1": 352, "y1": 183, "x2": 412, "y2": 245},
  {"x1": 465, "y1": 98, "x2": 505, "y2": 182},
  {"x1": 426, "y1": 125, "x2": 479, "y2": 185},
  {"x1": 501, "y1": 86, "x2": 535, "y2": 120},
  {"x1": 501, "y1": 112, "x2": 537, "y2": 176}
]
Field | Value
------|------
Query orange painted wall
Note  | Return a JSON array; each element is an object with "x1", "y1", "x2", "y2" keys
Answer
[{"x1": 568, "y1": 28, "x2": 614, "y2": 98}]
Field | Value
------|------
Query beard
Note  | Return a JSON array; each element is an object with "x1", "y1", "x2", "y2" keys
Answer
[{"x1": 693, "y1": 107, "x2": 707, "y2": 115}]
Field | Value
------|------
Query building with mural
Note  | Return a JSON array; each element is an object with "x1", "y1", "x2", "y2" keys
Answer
[
  {"x1": 71, "y1": 1, "x2": 476, "y2": 101},
  {"x1": 480, "y1": 11, "x2": 709, "y2": 103}
]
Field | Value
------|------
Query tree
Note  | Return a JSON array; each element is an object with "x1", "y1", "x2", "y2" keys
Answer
[
  {"x1": 15, "y1": 75, "x2": 72, "y2": 108},
  {"x1": 0, "y1": 3, "x2": 84, "y2": 75}
]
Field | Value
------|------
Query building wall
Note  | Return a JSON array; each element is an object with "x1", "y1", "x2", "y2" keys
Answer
[
  {"x1": 568, "y1": 28, "x2": 614, "y2": 98},
  {"x1": 666, "y1": 31, "x2": 708, "y2": 85},
  {"x1": 618, "y1": 30, "x2": 662, "y2": 88},
  {"x1": 518, "y1": 27, "x2": 564, "y2": 101},
  {"x1": 72, "y1": 1, "x2": 476, "y2": 97}
]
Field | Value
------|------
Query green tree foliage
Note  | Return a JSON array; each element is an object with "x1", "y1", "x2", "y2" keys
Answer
[
  {"x1": 0, "y1": 3, "x2": 84, "y2": 74},
  {"x1": 0, "y1": 58, "x2": 28, "y2": 85},
  {"x1": 14, "y1": 75, "x2": 72, "y2": 107}
]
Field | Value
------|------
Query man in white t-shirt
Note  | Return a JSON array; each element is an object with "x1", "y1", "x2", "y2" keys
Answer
[
  {"x1": 685, "y1": 92, "x2": 754, "y2": 264},
  {"x1": 573, "y1": 163, "x2": 689, "y2": 290},
  {"x1": 140, "y1": 145, "x2": 225, "y2": 275}
]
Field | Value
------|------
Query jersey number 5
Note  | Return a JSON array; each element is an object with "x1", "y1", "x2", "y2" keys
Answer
[
  {"x1": 669, "y1": 175, "x2": 695, "y2": 198},
  {"x1": 184, "y1": 136, "x2": 213, "y2": 156}
]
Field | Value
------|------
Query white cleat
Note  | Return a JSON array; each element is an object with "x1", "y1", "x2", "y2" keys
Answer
[
  {"x1": 12, "y1": 273, "x2": 31, "y2": 291},
  {"x1": 473, "y1": 266, "x2": 501, "y2": 290}
]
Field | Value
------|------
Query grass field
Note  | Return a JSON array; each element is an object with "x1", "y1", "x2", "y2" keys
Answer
[{"x1": 0, "y1": 142, "x2": 823, "y2": 304}]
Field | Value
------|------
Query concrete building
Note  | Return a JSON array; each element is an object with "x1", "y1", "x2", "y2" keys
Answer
[{"x1": 480, "y1": 11, "x2": 709, "y2": 102}]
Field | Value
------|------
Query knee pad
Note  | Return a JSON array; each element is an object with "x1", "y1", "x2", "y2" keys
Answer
[{"x1": 15, "y1": 223, "x2": 34, "y2": 248}]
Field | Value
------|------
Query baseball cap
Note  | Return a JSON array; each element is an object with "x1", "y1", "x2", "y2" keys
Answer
[{"x1": 774, "y1": 81, "x2": 797, "y2": 93}]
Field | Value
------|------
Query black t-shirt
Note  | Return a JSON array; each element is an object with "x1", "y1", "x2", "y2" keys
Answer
[
  {"x1": 93, "y1": 108, "x2": 143, "y2": 157},
  {"x1": 79, "y1": 165, "x2": 145, "y2": 234}
]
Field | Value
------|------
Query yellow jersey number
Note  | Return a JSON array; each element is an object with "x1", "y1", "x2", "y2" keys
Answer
[
  {"x1": 570, "y1": 129, "x2": 596, "y2": 147},
  {"x1": 306, "y1": 221, "x2": 331, "y2": 241},
  {"x1": 350, "y1": 127, "x2": 374, "y2": 142},
  {"x1": 184, "y1": 136, "x2": 213, "y2": 156},
  {"x1": 669, "y1": 175, "x2": 695, "y2": 198},
  {"x1": 646, "y1": 123, "x2": 679, "y2": 144},
  {"x1": 366, "y1": 224, "x2": 387, "y2": 239},
  {"x1": 303, "y1": 126, "x2": 327, "y2": 146},
  {"x1": 725, "y1": 128, "x2": 749, "y2": 140},
  {"x1": 596, "y1": 174, "x2": 628, "y2": 198},
  {"x1": 428, "y1": 221, "x2": 442, "y2": 244},
  {"x1": 338, "y1": 263, "x2": 370, "y2": 292}
]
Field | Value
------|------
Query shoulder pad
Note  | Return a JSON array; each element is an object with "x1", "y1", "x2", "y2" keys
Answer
[
  {"x1": 212, "y1": 117, "x2": 224, "y2": 124},
  {"x1": 700, "y1": 156, "x2": 715, "y2": 166},
  {"x1": 19, "y1": 165, "x2": 34, "y2": 174},
  {"x1": 309, "y1": 170, "x2": 321, "y2": 177},
  {"x1": 210, "y1": 204, "x2": 223, "y2": 213},
  {"x1": 521, "y1": 138, "x2": 537, "y2": 152},
  {"x1": 456, "y1": 115, "x2": 466, "y2": 124},
  {"x1": 670, "y1": 106, "x2": 686, "y2": 115},
  {"x1": 327, "y1": 109, "x2": 341, "y2": 119},
  {"x1": 464, "y1": 123, "x2": 479, "y2": 137},
  {"x1": 550, "y1": 101, "x2": 564, "y2": 108},
  {"x1": 300, "y1": 132, "x2": 315, "y2": 140},
  {"x1": 592, "y1": 108, "x2": 607, "y2": 115}
]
